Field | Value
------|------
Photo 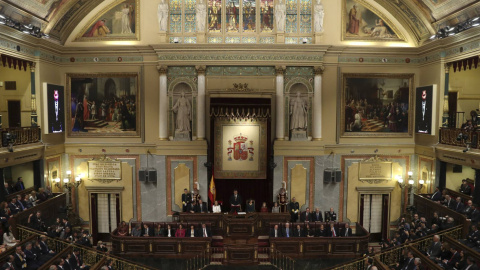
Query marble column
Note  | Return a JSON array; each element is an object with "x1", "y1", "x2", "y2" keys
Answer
[
  {"x1": 196, "y1": 66, "x2": 206, "y2": 140},
  {"x1": 313, "y1": 66, "x2": 324, "y2": 140},
  {"x1": 157, "y1": 65, "x2": 168, "y2": 140},
  {"x1": 443, "y1": 63, "x2": 450, "y2": 128},
  {"x1": 30, "y1": 63, "x2": 38, "y2": 126},
  {"x1": 275, "y1": 66, "x2": 285, "y2": 140}
]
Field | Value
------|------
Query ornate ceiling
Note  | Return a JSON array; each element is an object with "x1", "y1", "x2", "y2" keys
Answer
[{"x1": 0, "y1": 0, "x2": 479, "y2": 45}]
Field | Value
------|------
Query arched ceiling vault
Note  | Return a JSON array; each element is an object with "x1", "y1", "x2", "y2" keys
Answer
[{"x1": 0, "y1": 0, "x2": 478, "y2": 46}]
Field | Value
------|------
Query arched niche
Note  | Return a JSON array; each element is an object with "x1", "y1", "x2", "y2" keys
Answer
[
  {"x1": 168, "y1": 79, "x2": 197, "y2": 140},
  {"x1": 285, "y1": 79, "x2": 313, "y2": 140}
]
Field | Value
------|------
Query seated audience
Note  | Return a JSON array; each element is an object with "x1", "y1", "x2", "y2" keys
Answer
[
  {"x1": 325, "y1": 207, "x2": 337, "y2": 222},
  {"x1": 9, "y1": 198, "x2": 21, "y2": 215},
  {"x1": 70, "y1": 249, "x2": 90, "y2": 269},
  {"x1": 117, "y1": 221, "x2": 129, "y2": 236},
  {"x1": 305, "y1": 224, "x2": 315, "y2": 237},
  {"x1": 198, "y1": 199, "x2": 207, "y2": 213},
  {"x1": 300, "y1": 207, "x2": 313, "y2": 222},
  {"x1": 3, "y1": 226, "x2": 18, "y2": 247},
  {"x1": 142, "y1": 224, "x2": 153, "y2": 237},
  {"x1": 28, "y1": 211, "x2": 47, "y2": 232},
  {"x1": 29, "y1": 191, "x2": 39, "y2": 206},
  {"x1": 460, "y1": 179, "x2": 472, "y2": 196},
  {"x1": 341, "y1": 223, "x2": 352, "y2": 237},
  {"x1": 293, "y1": 224, "x2": 304, "y2": 237},
  {"x1": 317, "y1": 224, "x2": 327, "y2": 237},
  {"x1": 328, "y1": 222, "x2": 338, "y2": 237},
  {"x1": 199, "y1": 223, "x2": 211, "y2": 237},
  {"x1": 270, "y1": 224, "x2": 281, "y2": 238},
  {"x1": 246, "y1": 200, "x2": 255, "y2": 213},
  {"x1": 165, "y1": 224, "x2": 175, "y2": 237},
  {"x1": 454, "y1": 197, "x2": 465, "y2": 213},
  {"x1": 96, "y1": 241, "x2": 108, "y2": 253},
  {"x1": 282, "y1": 223, "x2": 292, "y2": 238},
  {"x1": 313, "y1": 208, "x2": 323, "y2": 222},
  {"x1": 187, "y1": 225, "x2": 197, "y2": 237},
  {"x1": 430, "y1": 187, "x2": 442, "y2": 202},
  {"x1": 464, "y1": 257, "x2": 479, "y2": 270},
  {"x1": 131, "y1": 224, "x2": 142, "y2": 237},
  {"x1": 154, "y1": 223, "x2": 164, "y2": 237}
]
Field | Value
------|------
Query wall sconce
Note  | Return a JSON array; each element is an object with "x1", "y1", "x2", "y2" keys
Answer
[
  {"x1": 407, "y1": 171, "x2": 414, "y2": 186},
  {"x1": 63, "y1": 171, "x2": 83, "y2": 190},
  {"x1": 419, "y1": 179, "x2": 425, "y2": 189},
  {"x1": 396, "y1": 175, "x2": 405, "y2": 189},
  {"x1": 74, "y1": 174, "x2": 83, "y2": 188}
]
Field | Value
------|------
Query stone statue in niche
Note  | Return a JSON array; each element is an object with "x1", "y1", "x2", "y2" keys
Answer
[
  {"x1": 275, "y1": 0, "x2": 286, "y2": 32},
  {"x1": 290, "y1": 91, "x2": 308, "y2": 141},
  {"x1": 196, "y1": 0, "x2": 207, "y2": 32},
  {"x1": 314, "y1": 0, "x2": 324, "y2": 33},
  {"x1": 172, "y1": 91, "x2": 192, "y2": 141},
  {"x1": 158, "y1": 0, "x2": 169, "y2": 32}
]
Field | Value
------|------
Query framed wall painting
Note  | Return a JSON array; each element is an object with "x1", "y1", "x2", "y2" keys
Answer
[
  {"x1": 214, "y1": 119, "x2": 267, "y2": 179},
  {"x1": 341, "y1": 0, "x2": 404, "y2": 41},
  {"x1": 341, "y1": 73, "x2": 414, "y2": 137},
  {"x1": 75, "y1": 0, "x2": 139, "y2": 41},
  {"x1": 66, "y1": 73, "x2": 140, "y2": 137},
  {"x1": 415, "y1": 85, "x2": 437, "y2": 135}
]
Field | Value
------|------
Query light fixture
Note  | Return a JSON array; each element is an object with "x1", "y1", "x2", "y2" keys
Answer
[
  {"x1": 302, "y1": 38, "x2": 308, "y2": 44},
  {"x1": 408, "y1": 171, "x2": 413, "y2": 176},
  {"x1": 54, "y1": 178, "x2": 61, "y2": 189},
  {"x1": 419, "y1": 179, "x2": 425, "y2": 189},
  {"x1": 63, "y1": 178, "x2": 69, "y2": 184},
  {"x1": 408, "y1": 179, "x2": 414, "y2": 185}
]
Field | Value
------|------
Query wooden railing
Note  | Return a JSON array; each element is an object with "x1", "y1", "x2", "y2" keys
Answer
[
  {"x1": 18, "y1": 226, "x2": 157, "y2": 270},
  {"x1": 414, "y1": 194, "x2": 470, "y2": 237},
  {"x1": 445, "y1": 188, "x2": 473, "y2": 203},
  {"x1": 5, "y1": 186, "x2": 35, "y2": 203},
  {"x1": 439, "y1": 127, "x2": 480, "y2": 149},
  {"x1": 9, "y1": 193, "x2": 66, "y2": 238},
  {"x1": 1, "y1": 126, "x2": 41, "y2": 147}
]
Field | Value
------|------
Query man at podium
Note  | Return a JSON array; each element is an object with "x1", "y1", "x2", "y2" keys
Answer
[{"x1": 229, "y1": 189, "x2": 243, "y2": 213}]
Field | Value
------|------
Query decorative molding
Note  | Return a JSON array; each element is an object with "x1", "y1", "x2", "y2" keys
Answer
[
  {"x1": 227, "y1": 83, "x2": 254, "y2": 92},
  {"x1": 158, "y1": 54, "x2": 324, "y2": 62},
  {"x1": 313, "y1": 66, "x2": 325, "y2": 75},
  {"x1": 157, "y1": 65, "x2": 168, "y2": 75}
]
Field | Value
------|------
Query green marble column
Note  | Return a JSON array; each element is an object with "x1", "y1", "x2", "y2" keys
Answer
[{"x1": 30, "y1": 63, "x2": 37, "y2": 127}]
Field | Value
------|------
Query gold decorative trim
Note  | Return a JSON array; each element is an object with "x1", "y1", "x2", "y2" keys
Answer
[
  {"x1": 74, "y1": 0, "x2": 140, "y2": 42},
  {"x1": 157, "y1": 65, "x2": 168, "y2": 75},
  {"x1": 227, "y1": 83, "x2": 254, "y2": 92},
  {"x1": 341, "y1": 0, "x2": 406, "y2": 42}
]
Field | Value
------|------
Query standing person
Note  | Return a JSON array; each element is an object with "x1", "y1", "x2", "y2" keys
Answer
[
  {"x1": 460, "y1": 179, "x2": 472, "y2": 195},
  {"x1": 277, "y1": 188, "x2": 288, "y2": 212},
  {"x1": 325, "y1": 207, "x2": 337, "y2": 222},
  {"x1": 181, "y1": 188, "x2": 192, "y2": 212},
  {"x1": 14, "y1": 177, "x2": 25, "y2": 191},
  {"x1": 271, "y1": 202, "x2": 280, "y2": 213},
  {"x1": 90, "y1": 101, "x2": 96, "y2": 120},
  {"x1": 289, "y1": 197, "x2": 299, "y2": 222},
  {"x1": 229, "y1": 189, "x2": 243, "y2": 213},
  {"x1": 300, "y1": 207, "x2": 313, "y2": 222}
]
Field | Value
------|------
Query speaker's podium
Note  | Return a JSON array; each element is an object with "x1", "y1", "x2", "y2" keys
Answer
[{"x1": 224, "y1": 213, "x2": 256, "y2": 238}]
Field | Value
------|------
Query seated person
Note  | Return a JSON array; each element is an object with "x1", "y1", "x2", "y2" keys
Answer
[
  {"x1": 96, "y1": 241, "x2": 108, "y2": 253},
  {"x1": 328, "y1": 223, "x2": 338, "y2": 237},
  {"x1": 341, "y1": 223, "x2": 352, "y2": 237},
  {"x1": 197, "y1": 199, "x2": 208, "y2": 213},
  {"x1": 188, "y1": 201, "x2": 198, "y2": 213},
  {"x1": 305, "y1": 224, "x2": 315, "y2": 237},
  {"x1": 154, "y1": 224, "x2": 164, "y2": 237},
  {"x1": 282, "y1": 223, "x2": 292, "y2": 238},
  {"x1": 117, "y1": 221, "x2": 129, "y2": 236},
  {"x1": 212, "y1": 200, "x2": 222, "y2": 213},
  {"x1": 325, "y1": 207, "x2": 337, "y2": 222},
  {"x1": 3, "y1": 226, "x2": 19, "y2": 247},
  {"x1": 260, "y1": 202, "x2": 268, "y2": 212},
  {"x1": 187, "y1": 225, "x2": 197, "y2": 237},
  {"x1": 8, "y1": 198, "x2": 21, "y2": 215},
  {"x1": 175, "y1": 224, "x2": 185, "y2": 238},
  {"x1": 293, "y1": 224, "x2": 304, "y2": 237},
  {"x1": 199, "y1": 223, "x2": 211, "y2": 237},
  {"x1": 460, "y1": 179, "x2": 472, "y2": 195},
  {"x1": 246, "y1": 200, "x2": 255, "y2": 213},
  {"x1": 142, "y1": 224, "x2": 153, "y2": 237},
  {"x1": 70, "y1": 249, "x2": 90, "y2": 270},
  {"x1": 271, "y1": 202, "x2": 280, "y2": 213},
  {"x1": 229, "y1": 189, "x2": 243, "y2": 213},
  {"x1": 165, "y1": 224, "x2": 176, "y2": 237},
  {"x1": 316, "y1": 224, "x2": 327, "y2": 237},
  {"x1": 131, "y1": 224, "x2": 142, "y2": 237},
  {"x1": 270, "y1": 224, "x2": 281, "y2": 238}
]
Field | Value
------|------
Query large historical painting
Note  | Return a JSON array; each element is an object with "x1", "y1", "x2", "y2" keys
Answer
[
  {"x1": 341, "y1": 73, "x2": 414, "y2": 137},
  {"x1": 342, "y1": 0, "x2": 403, "y2": 41},
  {"x1": 66, "y1": 73, "x2": 140, "y2": 137},
  {"x1": 75, "y1": 0, "x2": 139, "y2": 41},
  {"x1": 214, "y1": 120, "x2": 267, "y2": 179}
]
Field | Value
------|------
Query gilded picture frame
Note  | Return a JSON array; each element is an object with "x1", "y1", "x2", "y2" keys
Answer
[
  {"x1": 214, "y1": 119, "x2": 267, "y2": 179},
  {"x1": 341, "y1": 73, "x2": 414, "y2": 137},
  {"x1": 66, "y1": 73, "x2": 140, "y2": 138},
  {"x1": 341, "y1": 0, "x2": 405, "y2": 41},
  {"x1": 74, "y1": 0, "x2": 140, "y2": 42}
]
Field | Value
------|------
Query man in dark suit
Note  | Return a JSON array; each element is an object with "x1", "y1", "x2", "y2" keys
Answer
[
  {"x1": 328, "y1": 223, "x2": 338, "y2": 237},
  {"x1": 4, "y1": 183, "x2": 13, "y2": 195},
  {"x1": 14, "y1": 246, "x2": 27, "y2": 270},
  {"x1": 300, "y1": 207, "x2": 313, "y2": 222},
  {"x1": 468, "y1": 205, "x2": 480, "y2": 224},
  {"x1": 270, "y1": 224, "x2": 281, "y2": 238},
  {"x1": 441, "y1": 247, "x2": 460, "y2": 269},
  {"x1": 23, "y1": 242, "x2": 41, "y2": 270},
  {"x1": 454, "y1": 197, "x2": 465, "y2": 213},
  {"x1": 2, "y1": 255, "x2": 14, "y2": 270},
  {"x1": 325, "y1": 208, "x2": 337, "y2": 222},
  {"x1": 426, "y1": 235, "x2": 441, "y2": 260},
  {"x1": 39, "y1": 236, "x2": 56, "y2": 256},
  {"x1": 396, "y1": 251, "x2": 415, "y2": 270},
  {"x1": 70, "y1": 249, "x2": 90, "y2": 270},
  {"x1": 182, "y1": 188, "x2": 192, "y2": 212},
  {"x1": 460, "y1": 179, "x2": 472, "y2": 196},
  {"x1": 289, "y1": 198, "x2": 299, "y2": 222},
  {"x1": 229, "y1": 189, "x2": 242, "y2": 213},
  {"x1": 282, "y1": 223, "x2": 292, "y2": 238},
  {"x1": 443, "y1": 195, "x2": 454, "y2": 209},
  {"x1": 365, "y1": 257, "x2": 373, "y2": 270},
  {"x1": 188, "y1": 201, "x2": 199, "y2": 213},
  {"x1": 464, "y1": 257, "x2": 479, "y2": 270},
  {"x1": 164, "y1": 224, "x2": 175, "y2": 237},
  {"x1": 198, "y1": 199, "x2": 208, "y2": 213},
  {"x1": 199, "y1": 223, "x2": 211, "y2": 237},
  {"x1": 186, "y1": 225, "x2": 198, "y2": 237},
  {"x1": 341, "y1": 223, "x2": 352, "y2": 237},
  {"x1": 464, "y1": 200, "x2": 474, "y2": 217},
  {"x1": 14, "y1": 177, "x2": 25, "y2": 192},
  {"x1": 313, "y1": 208, "x2": 323, "y2": 222},
  {"x1": 142, "y1": 224, "x2": 153, "y2": 237},
  {"x1": 465, "y1": 225, "x2": 479, "y2": 248},
  {"x1": 9, "y1": 198, "x2": 21, "y2": 215},
  {"x1": 431, "y1": 187, "x2": 442, "y2": 202},
  {"x1": 293, "y1": 224, "x2": 304, "y2": 237}
]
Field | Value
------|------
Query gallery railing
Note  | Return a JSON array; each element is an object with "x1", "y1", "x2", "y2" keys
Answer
[
  {"x1": 1, "y1": 126, "x2": 41, "y2": 147},
  {"x1": 439, "y1": 127, "x2": 480, "y2": 149}
]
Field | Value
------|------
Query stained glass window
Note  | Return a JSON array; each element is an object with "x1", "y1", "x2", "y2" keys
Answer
[
  {"x1": 299, "y1": 0, "x2": 311, "y2": 33},
  {"x1": 285, "y1": 0, "x2": 297, "y2": 33},
  {"x1": 185, "y1": 0, "x2": 197, "y2": 32},
  {"x1": 169, "y1": 0, "x2": 182, "y2": 33},
  {"x1": 226, "y1": 0, "x2": 239, "y2": 32},
  {"x1": 260, "y1": 0, "x2": 274, "y2": 32},
  {"x1": 242, "y1": 0, "x2": 255, "y2": 32},
  {"x1": 208, "y1": 0, "x2": 222, "y2": 32}
]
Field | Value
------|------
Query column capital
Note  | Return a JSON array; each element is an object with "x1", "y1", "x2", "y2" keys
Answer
[
  {"x1": 314, "y1": 66, "x2": 325, "y2": 75},
  {"x1": 157, "y1": 65, "x2": 168, "y2": 75},
  {"x1": 29, "y1": 62, "x2": 36, "y2": 72},
  {"x1": 196, "y1": 65, "x2": 206, "y2": 75},
  {"x1": 275, "y1": 66, "x2": 286, "y2": 76},
  {"x1": 444, "y1": 63, "x2": 450, "y2": 73}
]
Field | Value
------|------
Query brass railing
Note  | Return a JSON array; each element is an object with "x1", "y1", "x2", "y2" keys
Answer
[
  {"x1": 18, "y1": 226, "x2": 156, "y2": 270},
  {"x1": 270, "y1": 249, "x2": 295, "y2": 270},
  {"x1": 1, "y1": 126, "x2": 41, "y2": 147},
  {"x1": 186, "y1": 250, "x2": 210, "y2": 270},
  {"x1": 439, "y1": 127, "x2": 480, "y2": 148}
]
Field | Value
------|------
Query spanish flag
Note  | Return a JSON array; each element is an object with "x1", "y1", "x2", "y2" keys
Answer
[{"x1": 208, "y1": 174, "x2": 216, "y2": 207}]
